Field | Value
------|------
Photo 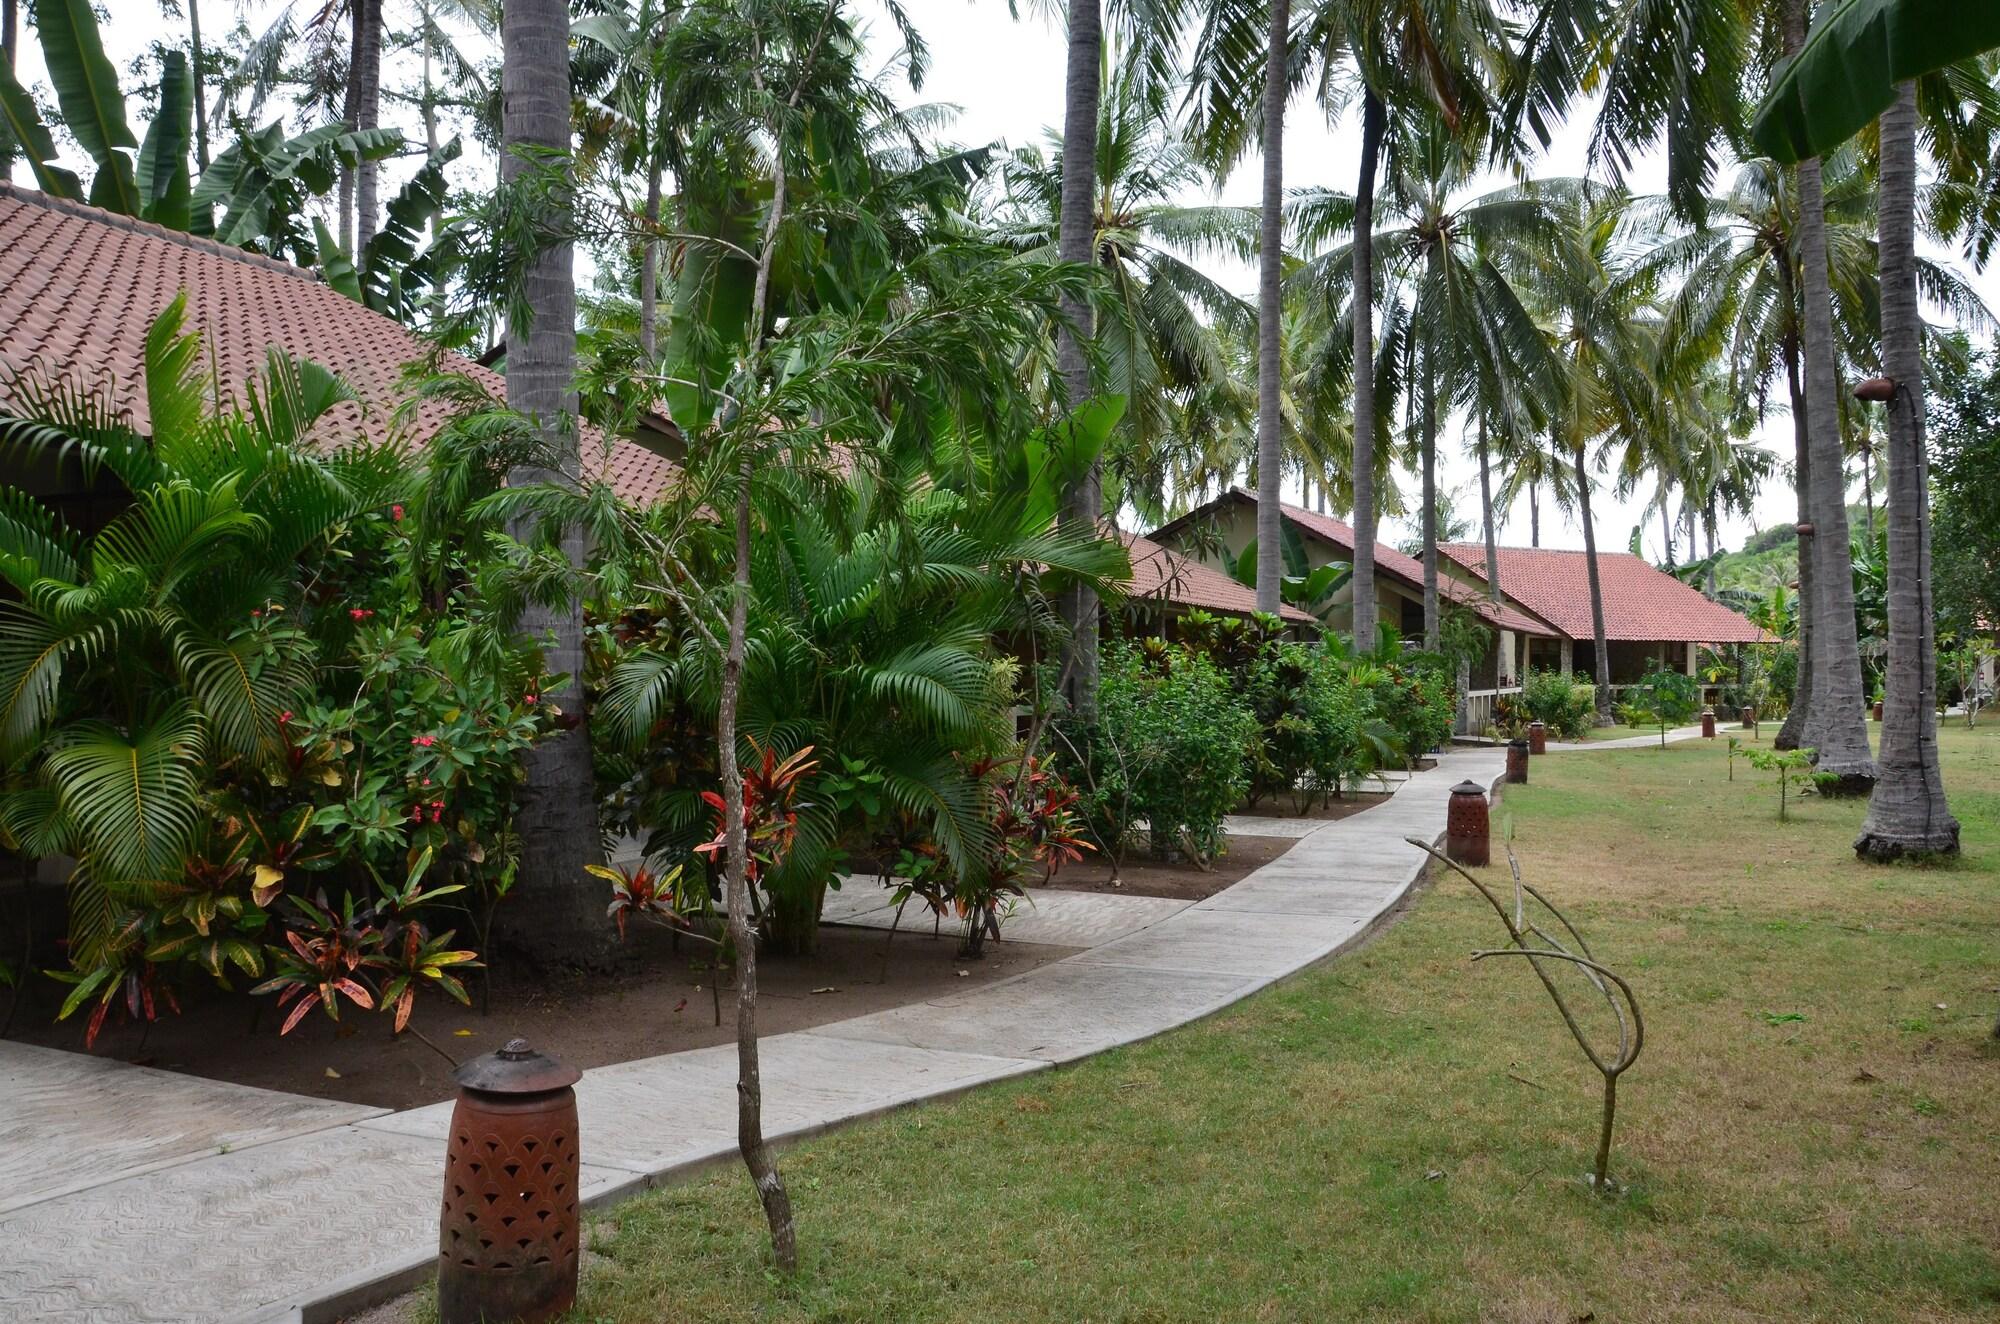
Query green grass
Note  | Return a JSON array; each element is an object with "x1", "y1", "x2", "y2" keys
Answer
[{"x1": 517, "y1": 725, "x2": 2000, "y2": 1324}]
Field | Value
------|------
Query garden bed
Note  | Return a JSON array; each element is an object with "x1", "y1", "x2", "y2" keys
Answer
[
  {"x1": 1032, "y1": 832, "x2": 1296, "y2": 901},
  {"x1": 1, "y1": 923, "x2": 1078, "y2": 1113},
  {"x1": 1230, "y1": 790, "x2": 1393, "y2": 821}
]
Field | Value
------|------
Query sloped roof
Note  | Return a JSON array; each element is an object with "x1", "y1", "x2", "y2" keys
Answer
[
  {"x1": 1438, "y1": 543, "x2": 1766, "y2": 643},
  {"x1": 1149, "y1": 488, "x2": 1553, "y2": 637},
  {"x1": 0, "y1": 183, "x2": 681, "y2": 505},
  {"x1": 1120, "y1": 527, "x2": 1314, "y2": 625}
]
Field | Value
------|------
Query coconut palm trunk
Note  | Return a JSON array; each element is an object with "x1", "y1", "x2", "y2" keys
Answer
[
  {"x1": 1478, "y1": 415, "x2": 1501, "y2": 606},
  {"x1": 354, "y1": 0, "x2": 383, "y2": 252},
  {"x1": 1057, "y1": 0, "x2": 1102, "y2": 712},
  {"x1": 1420, "y1": 355, "x2": 1439, "y2": 650},
  {"x1": 1787, "y1": 0, "x2": 1874, "y2": 792},
  {"x1": 494, "y1": 0, "x2": 610, "y2": 965},
  {"x1": 1348, "y1": 90, "x2": 1387, "y2": 648},
  {"x1": 1253, "y1": 0, "x2": 1289, "y2": 615},
  {"x1": 188, "y1": 0, "x2": 209, "y2": 169},
  {"x1": 1575, "y1": 443, "x2": 1612, "y2": 722},
  {"x1": 1856, "y1": 82, "x2": 1958, "y2": 859},
  {"x1": 1775, "y1": 337, "x2": 1816, "y2": 750}
]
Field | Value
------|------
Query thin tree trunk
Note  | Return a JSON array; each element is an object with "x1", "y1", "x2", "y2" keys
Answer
[
  {"x1": 422, "y1": 10, "x2": 443, "y2": 319},
  {"x1": 1575, "y1": 444, "x2": 1612, "y2": 723},
  {"x1": 189, "y1": 0, "x2": 210, "y2": 169},
  {"x1": 1, "y1": 0, "x2": 16, "y2": 182},
  {"x1": 1529, "y1": 479, "x2": 1540, "y2": 547},
  {"x1": 1704, "y1": 499, "x2": 1719, "y2": 599},
  {"x1": 1787, "y1": 0, "x2": 1874, "y2": 791},
  {"x1": 493, "y1": 0, "x2": 610, "y2": 966},
  {"x1": 338, "y1": 11, "x2": 360, "y2": 253},
  {"x1": 1253, "y1": 0, "x2": 1289, "y2": 615},
  {"x1": 639, "y1": 161, "x2": 663, "y2": 358},
  {"x1": 1420, "y1": 350, "x2": 1439, "y2": 649},
  {"x1": 1349, "y1": 90, "x2": 1386, "y2": 649},
  {"x1": 354, "y1": 0, "x2": 383, "y2": 254},
  {"x1": 1660, "y1": 500, "x2": 1674, "y2": 567},
  {"x1": 1861, "y1": 442, "x2": 1876, "y2": 540},
  {"x1": 1857, "y1": 82, "x2": 1958, "y2": 859},
  {"x1": 1057, "y1": 0, "x2": 1102, "y2": 714},
  {"x1": 1478, "y1": 415, "x2": 1501, "y2": 606},
  {"x1": 1776, "y1": 333, "x2": 1815, "y2": 750}
]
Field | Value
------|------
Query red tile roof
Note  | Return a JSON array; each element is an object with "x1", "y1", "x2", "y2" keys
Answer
[
  {"x1": 1119, "y1": 527, "x2": 1314, "y2": 625},
  {"x1": 1149, "y1": 489, "x2": 1553, "y2": 636},
  {"x1": 0, "y1": 183, "x2": 681, "y2": 504},
  {"x1": 1438, "y1": 543, "x2": 1766, "y2": 643}
]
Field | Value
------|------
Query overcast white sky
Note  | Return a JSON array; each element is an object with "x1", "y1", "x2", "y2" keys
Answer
[{"x1": 31, "y1": 0, "x2": 2000, "y2": 558}]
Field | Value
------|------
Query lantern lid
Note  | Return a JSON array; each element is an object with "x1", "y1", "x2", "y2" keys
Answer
[
  {"x1": 454, "y1": 1037, "x2": 582, "y2": 1094},
  {"x1": 1450, "y1": 779, "x2": 1487, "y2": 797}
]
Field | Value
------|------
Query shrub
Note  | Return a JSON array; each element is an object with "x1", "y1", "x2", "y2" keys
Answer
[
  {"x1": 1520, "y1": 669, "x2": 1596, "y2": 740},
  {"x1": 1625, "y1": 668, "x2": 1702, "y2": 747},
  {"x1": 1066, "y1": 641, "x2": 1255, "y2": 863}
]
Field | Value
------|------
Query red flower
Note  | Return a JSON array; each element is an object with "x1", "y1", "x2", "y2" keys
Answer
[
  {"x1": 411, "y1": 735, "x2": 436, "y2": 747},
  {"x1": 279, "y1": 711, "x2": 294, "y2": 724},
  {"x1": 251, "y1": 609, "x2": 263, "y2": 619},
  {"x1": 391, "y1": 504, "x2": 404, "y2": 522},
  {"x1": 523, "y1": 693, "x2": 538, "y2": 705}
]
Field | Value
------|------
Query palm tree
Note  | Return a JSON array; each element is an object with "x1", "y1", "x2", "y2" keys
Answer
[
  {"x1": 493, "y1": 0, "x2": 608, "y2": 964},
  {"x1": 1294, "y1": 118, "x2": 1560, "y2": 646},
  {"x1": 1519, "y1": 184, "x2": 1661, "y2": 721},
  {"x1": 1056, "y1": 0, "x2": 1103, "y2": 712},
  {"x1": 992, "y1": 68, "x2": 1256, "y2": 521},
  {"x1": 1254, "y1": 0, "x2": 1290, "y2": 614},
  {"x1": 1856, "y1": 82, "x2": 1959, "y2": 858}
]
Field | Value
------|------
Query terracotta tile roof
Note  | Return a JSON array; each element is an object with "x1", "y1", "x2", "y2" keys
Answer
[
  {"x1": 1438, "y1": 543, "x2": 1766, "y2": 643},
  {"x1": 1119, "y1": 527, "x2": 1314, "y2": 625},
  {"x1": 1148, "y1": 489, "x2": 1553, "y2": 636},
  {"x1": 0, "y1": 183, "x2": 681, "y2": 505}
]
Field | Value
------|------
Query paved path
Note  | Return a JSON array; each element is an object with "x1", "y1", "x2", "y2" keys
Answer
[
  {"x1": 1546, "y1": 724, "x2": 1708, "y2": 752},
  {"x1": 0, "y1": 745, "x2": 1505, "y2": 1323}
]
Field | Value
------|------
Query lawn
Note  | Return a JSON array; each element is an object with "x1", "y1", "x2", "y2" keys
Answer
[{"x1": 515, "y1": 725, "x2": 2000, "y2": 1323}]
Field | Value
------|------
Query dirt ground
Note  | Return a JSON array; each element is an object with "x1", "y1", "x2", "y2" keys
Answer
[
  {"x1": 3, "y1": 922, "x2": 1076, "y2": 1111},
  {"x1": 1229, "y1": 790, "x2": 1393, "y2": 821},
  {"x1": 1030, "y1": 833, "x2": 1290, "y2": 901}
]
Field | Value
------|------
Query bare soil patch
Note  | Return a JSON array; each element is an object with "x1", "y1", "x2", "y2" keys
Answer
[
  {"x1": 1230, "y1": 790, "x2": 1392, "y2": 821},
  {"x1": 1032, "y1": 833, "x2": 1295, "y2": 901},
  {"x1": 3, "y1": 922, "x2": 1076, "y2": 1112}
]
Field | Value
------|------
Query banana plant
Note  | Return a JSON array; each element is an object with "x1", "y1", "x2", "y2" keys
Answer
[
  {"x1": 313, "y1": 138, "x2": 466, "y2": 321},
  {"x1": 0, "y1": 0, "x2": 190, "y2": 223},
  {"x1": 192, "y1": 119, "x2": 404, "y2": 263},
  {"x1": 1227, "y1": 521, "x2": 1353, "y2": 615}
]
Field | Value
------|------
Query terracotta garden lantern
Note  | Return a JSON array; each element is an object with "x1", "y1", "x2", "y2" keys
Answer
[
  {"x1": 1505, "y1": 739, "x2": 1530, "y2": 784},
  {"x1": 438, "y1": 1038, "x2": 584, "y2": 1324},
  {"x1": 1741, "y1": 704, "x2": 1757, "y2": 730},
  {"x1": 1701, "y1": 706, "x2": 1716, "y2": 739},
  {"x1": 1527, "y1": 720, "x2": 1547, "y2": 756},
  {"x1": 1445, "y1": 780, "x2": 1491, "y2": 868}
]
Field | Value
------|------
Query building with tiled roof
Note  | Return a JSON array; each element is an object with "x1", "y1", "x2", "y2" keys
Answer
[
  {"x1": 0, "y1": 183, "x2": 1286, "y2": 633},
  {"x1": 1119, "y1": 527, "x2": 1314, "y2": 626},
  {"x1": 0, "y1": 182, "x2": 684, "y2": 507}
]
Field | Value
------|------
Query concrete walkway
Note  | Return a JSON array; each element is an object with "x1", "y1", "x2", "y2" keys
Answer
[
  {"x1": 1546, "y1": 723, "x2": 1709, "y2": 751},
  {"x1": 0, "y1": 745, "x2": 1505, "y2": 1323}
]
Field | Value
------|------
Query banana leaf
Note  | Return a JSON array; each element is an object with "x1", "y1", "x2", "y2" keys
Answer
[
  {"x1": 1751, "y1": 0, "x2": 2000, "y2": 162},
  {"x1": 0, "y1": 60, "x2": 85, "y2": 199},
  {"x1": 136, "y1": 51, "x2": 193, "y2": 230},
  {"x1": 30, "y1": 0, "x2": 139, "y2": 214}
]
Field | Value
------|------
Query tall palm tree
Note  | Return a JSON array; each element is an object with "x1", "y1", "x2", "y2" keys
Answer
[
  {"x1": 992, "y1": 67, "x2": 1255, "y2": 521},
  {"x1": 1254, "y1": 0, "x2": 1290, "y2": 613},
  {"x1": 1519, "y1": 184, "x2": 1660, "y2": 720},
  {"x1": 1056, "y1": 0, "x2": 1103, "y2": 712},
  {"x1": 494, "y1": 0, "x2": 607, "y2": 964},
  {"x1": 1294, "y1": 118, "x2": 1559, "y2": 646},
  {"x1": 1778, "y1": 0, "x2": 1875, "y2": 791},
  {"x1": 1857, "y1": 82, "x2": 1959, "y2": 858}
]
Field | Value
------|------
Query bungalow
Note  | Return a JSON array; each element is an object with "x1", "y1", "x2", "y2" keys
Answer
[
  {"x1": 1150, "y1": 488, "x2": 1765, "y2": 729},
  {"x1": 1148, "y1": 487, "x2": 1556, "y2": 681},
  {"x1": 0, "y1": 182, "x2": 1255, "y2": 629}
]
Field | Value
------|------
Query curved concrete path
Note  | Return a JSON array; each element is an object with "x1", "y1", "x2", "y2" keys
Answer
[{"x1": 0, "y1": 745, "x2": 1504, "y2": 1323}]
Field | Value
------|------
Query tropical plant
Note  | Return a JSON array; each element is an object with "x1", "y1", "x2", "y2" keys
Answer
[
  {"x1": 1745, "y1": 745, "x2": 1834, "y2": 821},
  {"x1": 1625, "y1": 668, "x2": 1701, "y2": 748}
]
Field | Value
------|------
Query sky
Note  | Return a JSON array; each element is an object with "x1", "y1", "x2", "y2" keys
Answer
[{"x1": 30, "y1": 0, "x2": 2000, "y2": 560}]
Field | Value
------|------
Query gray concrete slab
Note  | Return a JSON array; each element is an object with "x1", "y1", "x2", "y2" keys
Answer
[
  {"x1": 0, "y1": 1041, "x2": 384, "y2": 1215},
  {"x1": 1221, "y1": 814, "x2": 1330, "y2": 839},
  {"x1": 823, "y1": 887, "x2": 1188, "y2": 949},
  {"x1": 1073, "y1": 907, "x2": 1373, "y2": 978},
  {"x1": 809, "y1": 960, "x2": 1261, "y2": 1064},
  {"x1": 0, "y1": 1122, "x2": 634, "y2": 1324},
  {"x1": 1195, "y1": 875, "x2": 1404, "y2": 918}
]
